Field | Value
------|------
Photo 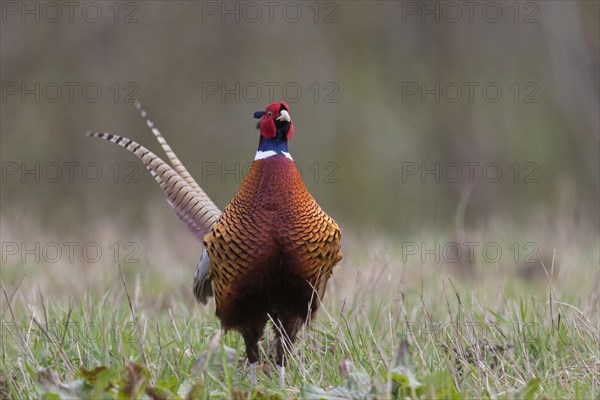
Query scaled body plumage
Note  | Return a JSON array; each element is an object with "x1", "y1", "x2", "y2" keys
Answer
[
  {"x1": 207, "y1": 153, "x2": 342, "y2": 367},
  {"x1": 89, "y1": 101, "x2": 342, "y2": 385}
]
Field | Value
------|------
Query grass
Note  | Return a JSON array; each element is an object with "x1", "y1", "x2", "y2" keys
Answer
[{"x1": 1, "y1": 209, "x2": 599, "y2": 399}]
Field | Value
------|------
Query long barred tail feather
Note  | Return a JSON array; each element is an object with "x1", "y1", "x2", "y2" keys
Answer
[
  {"x1": 87, "y1": 131, "x2": 219, "y2": 243},
  {"x1": 132, "y1": 100, "x2": 221, "y2": 218}
]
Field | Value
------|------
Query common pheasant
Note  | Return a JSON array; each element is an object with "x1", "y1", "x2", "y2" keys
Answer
[{"x1": 88, "y1": 101, "x2": 343, "y2": 386}]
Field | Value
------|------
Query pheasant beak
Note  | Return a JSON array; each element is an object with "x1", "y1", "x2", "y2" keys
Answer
[{"x1": 276, "y1": 110, "x2": 291, "y2": 123}]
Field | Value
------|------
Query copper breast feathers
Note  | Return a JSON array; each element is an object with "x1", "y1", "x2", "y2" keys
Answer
[{"x1": 204, "y1": 155, "x2": 342, "y2": 324}]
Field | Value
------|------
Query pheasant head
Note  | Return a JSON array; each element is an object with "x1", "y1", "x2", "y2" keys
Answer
[
  {"x1": 253, "y1": 102, "x2": 294, "y2": 160},
  {"x1": 254, "y1": 101, "x2": 294, "y2": 140}
]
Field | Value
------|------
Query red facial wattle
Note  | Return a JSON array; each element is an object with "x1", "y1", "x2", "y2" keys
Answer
[{"x1": 259, "y1": 103, "x2": 277, "y2": 139}]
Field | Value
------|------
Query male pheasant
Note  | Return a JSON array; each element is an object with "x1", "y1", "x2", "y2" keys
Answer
[{"x1": 88, "y1": 101, "x2": 342, "y2": 386}]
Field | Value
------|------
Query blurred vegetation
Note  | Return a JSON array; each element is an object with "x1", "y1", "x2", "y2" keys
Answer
[
  {"x1": 1, "y1": 1, "x2": 598, "y2": 236},
  {"x1": 2, "y1": 227, "x2": 598, "y2": 398}
]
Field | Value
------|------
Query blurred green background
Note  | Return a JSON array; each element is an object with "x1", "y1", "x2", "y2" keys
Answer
[{"x1": 1, "y1": 1, "x2": 598, "y2": 238}]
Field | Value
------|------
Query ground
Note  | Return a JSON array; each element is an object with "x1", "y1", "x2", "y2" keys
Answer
[{"x1": 1, "y1": 211, "x2": 598, "y2": 399}]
